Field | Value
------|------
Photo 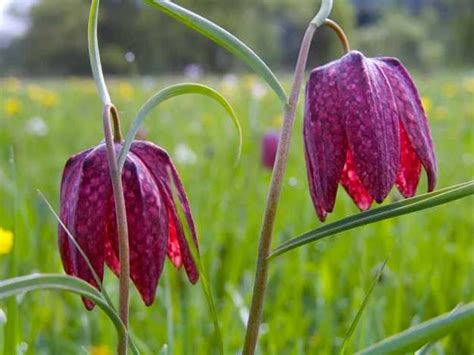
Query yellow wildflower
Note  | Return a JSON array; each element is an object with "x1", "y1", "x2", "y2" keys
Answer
[
  {"x1": 421, "y1": 96, "x2": 431, "y2": 114},
  {"x1": 0, "y1": 228, "x2": 14, "y2": 255},
  {"x1": 4, "y1": 98, "x2": 22, "y2": 116},
  {"x1": 118, "y1": 82, "x2": 134, "y2": 101},
  {"x1": 40, "y1": 91, "x2": 59, "y2": 108},
  {"x1": 89, "y1": 345, "x2": 111, "y2": 355}
]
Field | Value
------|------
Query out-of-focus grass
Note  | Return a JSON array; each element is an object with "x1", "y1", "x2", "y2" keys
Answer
[{"x1": 0, "y1": 71, "x2": 473, "y2": 354}]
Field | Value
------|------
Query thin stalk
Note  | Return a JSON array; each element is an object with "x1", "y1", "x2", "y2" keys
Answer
[
  {"x1": 242, "y1": 22, "x2": 317, "y2": 355},
  {"x1": 88, "y1": 0, "x2": 111, "y2": 106},
  {"x1": 324, "y1": 19, "x2": 351, "y2": 53},
  {"x1": 103, "y1": 105, "x2": 130, "y2": 355}
]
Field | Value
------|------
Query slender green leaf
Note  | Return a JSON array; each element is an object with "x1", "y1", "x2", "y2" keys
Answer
[
  {"x1": 118, "y1": 83, "x2": 242, "y2": 170},
  {"x1": 0, "y1": 275, "x2": 123, "y2": 340},
  {"x1": 339, "y1": 260, "x2": 388, "y2": 354},
  {"x1": 357, "y1": 302, "x2": 474, "y2": 354},
  {"x1": 38, "y1": 191, "x2": 115, "y2": 310},
  {"x1": 4, "y1": 147, "x2": 19, "y2": 355},
  {"x1": 0, "y1": 274, "x2": 140, "y2": 354},
  {"x1": 167, "y1": 169, "x2": 224, "y2": 355},
  {"x1": 143, "y1": 0, "x2": 287, "y2": 104},
  {"x1": 271, "y1": 181, "x2": 474, "y2": 258}
]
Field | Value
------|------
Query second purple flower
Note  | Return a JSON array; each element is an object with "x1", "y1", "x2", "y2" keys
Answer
[{"x1": 304, "y1": 50, "x2": 437, "y2": 221}]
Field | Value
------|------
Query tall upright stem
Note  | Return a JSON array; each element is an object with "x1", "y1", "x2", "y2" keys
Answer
[
  {"x1": 103, "y1": 105, "x2": 130, "y2": 355},
  {"x1": 242, "y1": 22, "x2": 317, "y2": 355}
]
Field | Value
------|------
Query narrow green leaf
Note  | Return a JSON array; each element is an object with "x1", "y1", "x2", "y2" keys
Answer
[
  {"x1": 271, "y1": 181, "x2": 474, "y2": 258},
  {"x1": 38, "y1": 191, "x2": 115, "y2": 310},
  {"x1": 143, "y1": 0, "x2": 287, "y2": 104},
  {"x1": 118, "y1": 83, "x2": 242, "y2": 170},
  {"x1": 339, "y1": 260, "x2": 388, "y2": 354},
  {"x1": 167, "y1": 169, "x2": 224, "y2": 355},
  {"x1": 0, "y1": 274, "x2": 140, "y2": 354},
  {"x1": 357, "y1": 302, "x2": 474, "y2": 354}
]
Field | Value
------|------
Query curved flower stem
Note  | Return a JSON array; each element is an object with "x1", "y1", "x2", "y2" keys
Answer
[
  {"x1": 88, "y1": 0, "x2": 111, "y2": 106},
  {"x1": 242, "y1": 22, "x2": 318, "y2": 355},
  {"x1": 324, "y1": 19, "x2": 351, "y2": 53},
  {"x1": 103, "y1": 105, "x2": 130, "y2": 355}
]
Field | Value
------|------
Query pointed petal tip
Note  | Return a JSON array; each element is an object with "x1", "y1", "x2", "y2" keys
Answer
[{"x1": 82, "y1": 297, "x2": 96, "y2": 311}]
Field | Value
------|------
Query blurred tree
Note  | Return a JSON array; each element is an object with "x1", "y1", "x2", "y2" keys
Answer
[
  {"x1": 0, "y1": 0, "x2": 354, "y2": 76},
  {"x1": 1, "y1": 0, "x2": 470, "y2": 76}
]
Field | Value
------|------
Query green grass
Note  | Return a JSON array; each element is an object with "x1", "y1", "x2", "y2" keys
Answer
[{"x1": 0, "y1": 71, "x2": 473, "y2": 354}]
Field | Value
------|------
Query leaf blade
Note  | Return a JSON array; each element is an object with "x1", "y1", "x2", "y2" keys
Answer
[
  {"x1": 118, "y1": 83, "x2": 242, "y2": 169},
  {"x1": 0, "y1": 274, "x2": 140, "y2": 354},
  {"x1": 271, "y1": 181, "x2": 474, "y2": 258},
  {"x1": 357, "y1": 302, "x2": 474, "y2": 354},
  {"x1": 143, "y1": 0, "x2": 287, "y2": 104}
]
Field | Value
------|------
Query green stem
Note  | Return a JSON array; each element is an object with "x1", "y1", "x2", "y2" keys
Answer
[
  {"x1": 242, "y1": 21, "x2": 318, "y2": 355},
  {"x1": 88, "y1": 0, "x2": 111, "y2": 106},
  {"x1": 103, "y1": 105, "x2": 130, "y2": 355},
  {"x1": 242, "y1": 2, "x2": 333, "y2": 353}
]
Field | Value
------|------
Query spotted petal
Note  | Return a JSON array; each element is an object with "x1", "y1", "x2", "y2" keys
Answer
[
  {"x1": 72, "y1": 145, "x2": 112, "y2": 309},
  {"x1": 131, "y1": 141, "x2": 199, "y2": 284},
  {"x1": 338, "y1": 51, "x2": 400, "y2": 202},
  {"x1": 377, "y1": 57, "x2": 437, "y2": 191},
  {"x1": 304, "y1": 61, "x2": 348, "y2": 221}
]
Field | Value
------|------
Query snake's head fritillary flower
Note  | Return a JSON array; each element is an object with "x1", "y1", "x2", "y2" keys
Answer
[
  {"x1": 58, "y1": 140, "x2": 198, "y2": 309},
  {"x1": 304, "y1": 50, "x2": 437, "y2": 222},
  {"x1": 261, "y1": 130, "x2": 279, "y2": 170}
]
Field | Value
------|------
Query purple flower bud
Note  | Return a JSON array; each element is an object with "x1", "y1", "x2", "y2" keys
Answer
[
  {"x1": 58, "y1": 140, "x2": 198, "y2": 309},
  {"x1": 304, "y1": 51, "x2": 437, "y2": 222},
  {"x1": 261, "y1": 130, "x2": 279, "y2": 170}
]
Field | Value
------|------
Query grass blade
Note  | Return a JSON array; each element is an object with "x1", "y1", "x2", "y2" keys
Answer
[
  {"x1": 339, "y1": 260, "x2": 388, "y2": 354},
  {"x1": 0, "y1": 274, "x2": 140, "y2": 354},
  {"x1": 143, "y1": 0, "x2": 287, "y2": 104},
  {"x1": 118, "y1": 83, "x2": 242, "y2": 170},
  {"x1": 37, "y1": 191, "x2": 115, "y2": 310},
  {"x1": 271, "y1": 181, "x2": 474, "y2": 259},
  {"x1": 357, "y1": 302, "x2": 474, "y2": 354}
]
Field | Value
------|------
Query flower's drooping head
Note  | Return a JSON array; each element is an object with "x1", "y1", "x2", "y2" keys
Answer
[
  {"x1": 261, "y1": 130, "x2": 279, "y2": 170},
  {"x1": 58, "y1": 141, "x2": 198, "y2": 309},
  {"x1": 304, "y1": 51, "x2": 437, "y2": 221}
]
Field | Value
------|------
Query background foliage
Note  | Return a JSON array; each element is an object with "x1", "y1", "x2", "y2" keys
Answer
[{"x1": 1, "y1": 0, "x2": 472, "y2": 76}]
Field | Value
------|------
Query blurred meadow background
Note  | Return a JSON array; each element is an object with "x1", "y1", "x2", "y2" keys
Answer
[{"x1": 0, "y1": 0, "x2": 473, "y2": 354}]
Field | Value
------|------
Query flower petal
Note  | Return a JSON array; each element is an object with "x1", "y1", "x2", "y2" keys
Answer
[
  {"x1": 131, "y1": 141, "x2": 199, "y2": 284},
  {"x1": 58, "y1": 149, "x2": 91, "y2": 278},
  {"x1": 304, "y1": 62, "x2": 348, "y2": 221},
  {"x1": 377, "y1": 57, "x2": 437, "y2": 191},
  {"x1": 72, "y1": 145, "x2": 111, "y2": 309},
  {"x1": 338, "y1": 51, "x2": 400, "y2": 202},
  {"x1": 395, "y1": 124, "x2": 422, "y2": 197},
  {"x1": 341, "y1": 150, "x2": 373, "y2": 210},
  {"x1": 120, "y1": 153, "x2": 168, "y2": 306}
]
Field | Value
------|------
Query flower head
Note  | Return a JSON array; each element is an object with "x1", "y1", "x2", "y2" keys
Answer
[
  {"x1": 0, "y1": 228, "x2": 14, "y2": 255},
  {"x1": 58, "y1": 140, "x2": 198, "y2": 309},
  {"x1": 261, "y1": 130, "x2": 279, "y2": 170},
  {"x1": 304, "y1": 51, "x2": 437, "y2": 221}
]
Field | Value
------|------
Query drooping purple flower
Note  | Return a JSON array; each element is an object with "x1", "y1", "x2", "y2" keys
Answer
[
  {"x1": 58, "y1": 140, "x2": 198, "y2": 309},
  {"x1": 304, "y1": 50, "x2": 437, "y2": 221},
  {"x1": 261, "y1": 130, "x2": 279, "y2": 170}
]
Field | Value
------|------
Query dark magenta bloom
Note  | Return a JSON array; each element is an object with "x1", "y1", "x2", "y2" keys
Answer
[
  {"x1": 304, "y1": 50, "x2": 437, "y2": 221},
  {"x1": 58, "y1": 140, "x2": 198, "y2": 309},
  {"x1": 261, "y1": 130, "x2": 279, "y2": 170}
]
